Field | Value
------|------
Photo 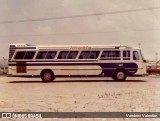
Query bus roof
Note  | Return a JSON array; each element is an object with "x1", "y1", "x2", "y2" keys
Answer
[{"x1": 9, "y1": 43, "x2": 140, "y2": 50}]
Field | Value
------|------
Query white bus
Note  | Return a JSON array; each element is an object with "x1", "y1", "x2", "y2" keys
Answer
[{"x1": 8, "y1": 43, "x2": 147, "y2": 82}]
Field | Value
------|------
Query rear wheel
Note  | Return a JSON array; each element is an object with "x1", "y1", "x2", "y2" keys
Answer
[
  {"x1": 113, "y1": 70, "x2": 127, "y2": 81},
  {"x1": 41, "y1": 70, "x2": 55, "y2": 82}
]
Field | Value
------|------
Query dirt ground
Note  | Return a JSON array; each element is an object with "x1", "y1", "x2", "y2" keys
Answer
[{"x1": 0, "y1": 76, "x2": 160, "y2": 121}]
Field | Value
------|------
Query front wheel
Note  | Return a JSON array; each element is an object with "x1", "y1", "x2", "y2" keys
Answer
[
  {"x1": 41, "y1": 70, "x2": 55, "y2": 82},
  {"x1": 113, "y1": 70, "x2": 127, "y2": 81}
]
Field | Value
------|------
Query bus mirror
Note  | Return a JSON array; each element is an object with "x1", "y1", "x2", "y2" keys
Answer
[{"x1": 143, "y1": 60, "x2": 147, "y2": 63}]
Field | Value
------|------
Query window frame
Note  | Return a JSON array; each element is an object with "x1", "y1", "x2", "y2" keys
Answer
[
  {"x1": 122, "y1": 50, "x2": 131, "y2": 60},
  {"x1": 23, "y1": 51, "x2": 36, "y2": 59},
  {"x1": 133, "y1": 50, "x2": 140, "y2": 61},
  {"x1": 14, "y1": 51, "x2": 26, "y2": 60},
  {"x1": 13, "y1": 50, "x2": 36, "y2": 61},
  {"x1": 57, "y1": 50, "x2": 79, "y2": 60},
  {"x1": 100, "y1": 50, "x2": 121, "y2": 60},
  {"x1": 78, "y1": 50, "x2": 100, "y2": 60},
  {"x1": 67, "y1": 51, "x2": 79, "y2": 59},
  {"x1": 36, "y1": 51, "x2": 57, "y2": 60}
]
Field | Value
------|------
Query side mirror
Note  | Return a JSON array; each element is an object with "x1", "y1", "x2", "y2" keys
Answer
[{"x1": 143, "y1": 60, "x2": 147, "y2": 63}]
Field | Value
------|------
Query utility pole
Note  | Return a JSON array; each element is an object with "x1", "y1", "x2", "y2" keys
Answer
[
  {"x1": 155, "y1": 52, "x2": 158, "y2": 68},
  {"x1": 138, "y1": 43, "x2": 141, "y2": 48},
  {"x1": 3, "y1": 57, "x2": 5, "y2": 73}
]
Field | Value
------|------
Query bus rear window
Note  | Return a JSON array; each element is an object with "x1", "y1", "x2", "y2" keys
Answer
[
  {"x1": 14, "y1": 51, "x2": 35, "y2": 59},
  {"x1": 14, "y1": 51, "x2": 26, "y2": 59}
]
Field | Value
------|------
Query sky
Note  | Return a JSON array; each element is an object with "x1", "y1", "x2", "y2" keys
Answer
[{"x1": 0, "y1": 0, "x2": 160, "y2": 60}]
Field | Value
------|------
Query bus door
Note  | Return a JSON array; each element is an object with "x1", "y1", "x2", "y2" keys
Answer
[{"x1": 16, "y1": 62, "x2": 27, "y2": 73}]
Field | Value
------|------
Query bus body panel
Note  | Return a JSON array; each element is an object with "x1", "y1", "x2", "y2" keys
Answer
[
  {"x1": 8, "y1": 62, "x2": 144, "y2": 77},
  {"x1": 8, "y1": 44, "x2": 147, "y2": 80}
]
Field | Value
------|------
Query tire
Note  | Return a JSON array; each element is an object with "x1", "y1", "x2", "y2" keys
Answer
[
  {"x1": 113, "y1": 70, "x2": 127, "y2": 81},
  {"x1": 40, "y1": 70, "x2": 55, "y2": 82}
]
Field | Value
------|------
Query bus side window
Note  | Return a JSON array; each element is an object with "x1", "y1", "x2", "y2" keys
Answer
[
  {"x1": 58, "y1": 51, "x2": 69, "y2": 59},
  {"x1": 14, "y1": 51, "x2": 26, "y2": 59},
  {"x1": 79, "y1": 55, "x2": 83, "y2": 59},
  {"x1": 123, "y1": 51, "x2": 130, "y2": 60},
  {"x1": 46, "y1": 51, "x2": 57, "y2": 59},
  {"x1": 89, "y1": 51, "x2": 100, "y2": 59},
  {"x1": 79, "y1": 51, "x2": 100, "y2": 59},
  {"x1": 79, "y1": 51, "x2": 90, "y2": 59},
  {"x1": 133, "y1": 51, "x2": 140, "y2": 60},
  {"x1": 24, "y1": 51, "x2": 35, "y2": 59},
  {"x1": 36, "y1": 51, "x2": 47, "y2": 59},
  {"x1": 67, "y1": 51, "x2": 78, "y2": 59},
  {"x1": 100, "y1": 51, "x2": 120, "y2": 60}
]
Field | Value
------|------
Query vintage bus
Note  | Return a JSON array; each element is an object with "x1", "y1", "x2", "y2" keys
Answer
[{"x1": 8, "y1": 43, "x2": 147, "y2": 82}]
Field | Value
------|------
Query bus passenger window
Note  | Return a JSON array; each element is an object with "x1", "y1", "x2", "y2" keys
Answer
[
  {"x1": 67, "y1": 51, "x2": 78, "y2": 59},
  {"x1": 123, "y1": 51, "x2": 130, "y2": 60},
  {"x1": 89, "y1": 51, "x2": 100, "y2": 59},
  {"x1": 79, "y1": 51, "x2": 99, "y2": 59},
  {"x1": 46, "y1": 51, "x2": 57, "y2": 59},
  {"x1": 14, "y1": 51, "x2": 26, "y2": 59},
  {"x1": 100, "y1": 51, "x2": 120, "y2": 60},
  {"x1": 36, "y1": 51, "x2": 47, "y2": 59},
  {"x1": 133, "y1": 51, "x2": 140, "y2": 60},
  {"x1": 24, "y1": 51, "x2": 35, "y2": 59},
  {"x1": 58, "y1": 51, "x2": 69, "y2": 59},
  {"x1": 79, "y1": 51, "x2": 90, "y2": 59}
]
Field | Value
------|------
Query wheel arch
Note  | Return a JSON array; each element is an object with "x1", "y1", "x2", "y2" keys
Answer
[
  {"x1": 40, "y1": 69, "x2": 54, "y2": 76},
  {"x1": 113, "y1": 68, "x2": 127, "y2": 75}
]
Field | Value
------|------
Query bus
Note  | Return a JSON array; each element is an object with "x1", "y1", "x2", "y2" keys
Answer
[{"x1": 8, "y1": 43, "x2": 147, "y2": 82}]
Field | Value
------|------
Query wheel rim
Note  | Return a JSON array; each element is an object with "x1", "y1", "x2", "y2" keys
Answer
[
  {"x1": 44, "y1": 72, "x2": 51, "y2": 81},
  {"x1": 117, "y1": 72, "x2": 125, "y2": 80}
]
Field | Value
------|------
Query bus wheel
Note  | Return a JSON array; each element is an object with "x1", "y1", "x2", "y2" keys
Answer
[
  {"x1": 41, "y1": 70, "x2": 55, "y2": 82},
  {"x1": 113, "y1": 70, "x2": 127, "y2": 81}
]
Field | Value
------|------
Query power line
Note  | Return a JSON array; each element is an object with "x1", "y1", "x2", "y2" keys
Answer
[{"x1": 0, "y1": 6, "x2": 160, "y2": 24}]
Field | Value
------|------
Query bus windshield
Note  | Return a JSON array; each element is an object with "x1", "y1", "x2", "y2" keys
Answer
[{"x1": 140, "y1": 50, "x2": 146, "y2": 62}]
